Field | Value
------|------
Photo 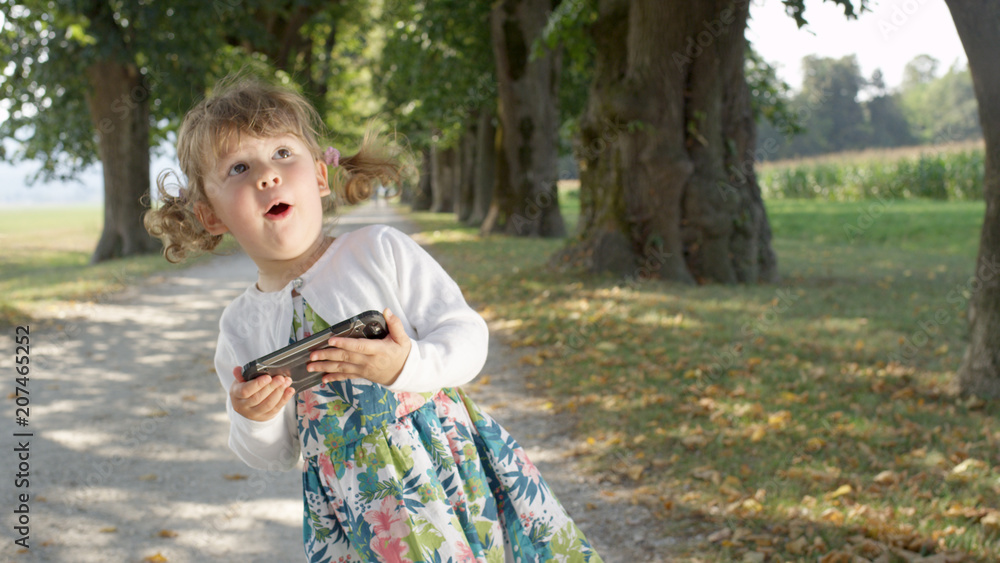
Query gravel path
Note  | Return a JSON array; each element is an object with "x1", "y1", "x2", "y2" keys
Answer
[{"x1": 0, "y1": 203, "x2": 667, "y2": 562}]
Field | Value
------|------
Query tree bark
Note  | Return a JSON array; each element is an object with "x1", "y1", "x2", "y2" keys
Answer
[
  {"x1": 490, "y1": 0, "x2": 565, "y2": 237},
  {"x1": 410, "y1": 146, "x2": 434, "y2": 211},
  {"x1": 431, "y1": 145, "x2": 457, "y2": 213},
  {"x1": 457, "y1": 114, "x2": 478, "y2": 223},
  {"x1": 468, "y1": 107, "x2": 497, "y2": 227},
  {"x1": 85, "y1": 60, "x2": 159, "y2": 263},
  {"x1": 554, "y1": 0, "x2": 777, "y2": 283},
  {"x1": 944, "y1": 0, "x2": 1000, "y2": 399}
]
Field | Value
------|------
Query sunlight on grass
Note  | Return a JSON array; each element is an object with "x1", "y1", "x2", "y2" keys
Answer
[
  {"x1": 408, "y1": 195, "x2": 999, "y2": 561},
  {"x1": 0, "y1": 205, "x2": 234, "y2": 328}
]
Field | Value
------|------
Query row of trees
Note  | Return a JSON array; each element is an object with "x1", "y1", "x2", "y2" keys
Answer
[
  {"x1": 2, "y1": 0, "x2": 999, "y2": 398},
  {"x1": 758, "y1": 54, "x2": 980, "y2": 159}
]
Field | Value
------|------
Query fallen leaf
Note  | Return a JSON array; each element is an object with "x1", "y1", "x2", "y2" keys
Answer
[
  {"x1": 964, "y1": 395, "x2": 986, "y2": 410},
  {"x1": 682, "y1": 434, "x2": 708, "y2": 450},
  {"x1": 874, "y1": 470, "x2": 900, "y2": 485},
  {"x1": 818, "y1": 551, "x2": 852, "y2": 563},
  {"x1": 785, "y1": 536, "x2": 808, "y2": 555},
  {"x1": 143, "y1": 554, "x2": 168, "y2": 563},
  {"x1": 707, "y1": 528, "x2": 732, "y2": 543},
  {"x1": 820, "y1": 507, "x2": 845, "y2": 525},
  {"x1": 824, "y1": 484, "x2": 853, "y2": 500},
  {"x1": 223, "y1": 474, "x2": 248, "y2": 481},
  {"x1": 767, "y1": 410, "x2": 792, "y2": 430},
  {"x1": 805, "y1": 437, "x2": 826, "y2": 452},
  {"x1": 691, "y1": 467, "x2": 721, "y2": 484},
  {"x1": 100, "y1": 526, "x2": 118, "y2": 533},
  {"x1": 626, "y1": 464, "x2": 644, "y2": 481},
  {"x1": 981, "y1": 511, "x2": 1000, "y2": 533},
  {"x1": 157, "y1": 529, "x2": 178, "y2": 538},
  {"x1": 742, "y1": 551, "x2": 765, "y2": 563}
]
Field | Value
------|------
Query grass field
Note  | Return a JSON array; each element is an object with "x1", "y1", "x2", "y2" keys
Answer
[
  {"x1": 4, "y1": 193, "x2": 997, "y2": 560},
  {"x1": 0, "y1": 205, "x2": 228, "y2": 327},
  {"x1": 409, "y1": 195, "x2": 998, "y2": 561}
]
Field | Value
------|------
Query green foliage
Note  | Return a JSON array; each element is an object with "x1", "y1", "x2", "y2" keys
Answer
[
  {"x1": 0, "y1": 0, "x2": 365, "y2": 181},
  {"x1": 0, "y1": 0, "x2": 230, "y2": 181},
  {"x1": 899, "y1": 59, "x2": 981, "y2": 145},
  {"x1": 781, "y1": 0, "x2": 872, "y2": 27},
  {"x1": 758, "y1": 144, "x2": 985, "y2": 201},
  {"x1": 755, "y1": 52, "x2": 977, "y2": 160},
  {"x1": 745, "y1": 45, "x2": 802, "y2": 137},
  {"x1": 373, "y1": 0, "x2": 496, "y2": 148}
]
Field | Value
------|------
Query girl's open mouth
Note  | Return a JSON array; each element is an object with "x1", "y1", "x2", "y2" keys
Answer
[{"x1": 265, "y1": 203, "x2": 291, "y2": 218}]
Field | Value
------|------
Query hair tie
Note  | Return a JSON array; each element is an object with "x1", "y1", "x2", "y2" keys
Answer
[{"x1": 323, "y1": 147, "x2": 340, "y2": 167}]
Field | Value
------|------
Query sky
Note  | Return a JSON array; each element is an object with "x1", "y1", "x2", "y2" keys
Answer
[
  {"x1": 1, "y1": 0, "x2": 971, "y2": 205},
  {"x1": 748, "y1": 0, "x2": 967, "y2": 91}
]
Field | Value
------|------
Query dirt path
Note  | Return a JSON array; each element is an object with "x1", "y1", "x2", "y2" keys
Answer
[{"x1": 0, "y1": 203, "x2": 667, "y2": 562}]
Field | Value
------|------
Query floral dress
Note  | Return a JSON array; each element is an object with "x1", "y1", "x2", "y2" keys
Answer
[{"x1": 290, "y1": 293, "x2": 602, "y2": 563}]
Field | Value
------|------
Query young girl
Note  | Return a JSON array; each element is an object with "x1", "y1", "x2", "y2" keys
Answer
[{"x1": 145, "y1": 78, "x2": 602, "y2": 563}]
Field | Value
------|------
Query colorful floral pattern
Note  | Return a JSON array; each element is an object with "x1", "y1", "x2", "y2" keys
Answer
[{"x1": 289, "y1": 294, "x2": 602, "y2": 562}]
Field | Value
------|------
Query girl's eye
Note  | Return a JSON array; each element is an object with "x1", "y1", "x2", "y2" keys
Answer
[
  {"x1": 274, "y1": 148, "x2": 292, "y2": 159},
  {"x1": 228, "y1": 163, "x2": 248, "y2": 176}
]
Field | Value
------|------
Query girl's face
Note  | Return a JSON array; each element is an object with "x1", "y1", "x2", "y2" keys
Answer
[{"x1": 195, "y1": 133, "x2": 330, "y2": 268}]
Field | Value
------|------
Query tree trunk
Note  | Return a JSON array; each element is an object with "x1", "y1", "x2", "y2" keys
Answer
[
  {"x1": 480, "y1": 114, "x2": 511, "y2": 236},
  {"x1": 457, "y1": 114, "x2": 478, "y2": 223},
  {"x1": 554, "y1": 0, "x2": 777, "y2": 283},
  {"x1": 85, "y1": 60, "x2": 159, "y2": 263},
  {"x1": 409, "y1": 147, "x2": 434, "y2": 211},
  {"x1": 431, "y1": 145, "x2": 457, "y2": 213},
  {"x1": 944, "y1": 0, "x2": 1000, "y2": 399},
  {"x1": 490, "y1": 0, "x2": 565, "y2": 237},
  {"x1": 468, "y1": 107, "x2": 497, "y2": 227}
]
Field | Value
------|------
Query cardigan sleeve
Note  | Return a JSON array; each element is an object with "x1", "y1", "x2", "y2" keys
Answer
[
  {"x1": 375, "y1": 227, "x2": 489, "y2": 394},
  {"x1": 215, "y1": 312, "x2": 301, "y2": 470}
]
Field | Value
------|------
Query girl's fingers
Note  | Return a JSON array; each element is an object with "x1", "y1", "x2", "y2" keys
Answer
[
  {"x1": 383, "y1": 308, "x2": 410, "y2": 346},
  {"x1": 258, "y1": 381, "x2": 295, "y2": 414}
]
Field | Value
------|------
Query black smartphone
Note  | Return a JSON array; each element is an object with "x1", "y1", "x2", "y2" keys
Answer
[{"x1": 241, "y1": 310, "x2": 388, "y2": 393}]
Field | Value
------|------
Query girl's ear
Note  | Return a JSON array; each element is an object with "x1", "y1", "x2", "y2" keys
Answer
[
  {"x1": 194, "y1": 201, "x2": 229, "y2": 235},
  {"x1": 316, "y1": 159, "x2": 331, "y2": 197}
]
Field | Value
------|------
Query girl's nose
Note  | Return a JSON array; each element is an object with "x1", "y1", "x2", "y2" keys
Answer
[{"x1": 257, "y1": 169, "x2": 280, "y2": 189}]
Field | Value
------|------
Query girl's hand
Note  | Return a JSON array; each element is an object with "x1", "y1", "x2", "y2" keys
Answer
[
  {"x1": 307, "y1": 308, "x2": 412, "y2": 387},
  {"x1": 229, "y1": 367, "x2": 295, "y2": 422}
]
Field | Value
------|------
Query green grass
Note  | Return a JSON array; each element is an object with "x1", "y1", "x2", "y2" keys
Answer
[
  {"x1": 408, "y1": 195, "x2": 999, "y2": 562},
  {"x1": 0, "y1": 205, "x2": 232, "y2": 327}
]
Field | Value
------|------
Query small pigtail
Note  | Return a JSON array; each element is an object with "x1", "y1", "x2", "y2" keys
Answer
[
  {"x1": 326, "y1": 124, "x2": 413, "y2": 207},
  {"x1": 143, "y1": 170, "x2": 224, "y2": 263}
]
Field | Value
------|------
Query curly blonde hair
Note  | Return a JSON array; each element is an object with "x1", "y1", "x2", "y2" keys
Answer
[{"x1": 145, "y1": 77, "x2": 404, "y2": 263}]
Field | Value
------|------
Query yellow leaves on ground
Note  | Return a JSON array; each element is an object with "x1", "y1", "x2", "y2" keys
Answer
[
  {"x1": 823, "y1": 484, "x2": 853, "y2": 501},
  {"x1": 767, "y1": 410, "x2": 792, "y2": 430},
  {"x1": 143, "y1": 554, "x2": 168, "y2": 563}
]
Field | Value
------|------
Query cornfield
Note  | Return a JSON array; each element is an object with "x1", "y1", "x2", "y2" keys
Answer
[{"x1": 757, "y1": 142, "x2": 985, "y2": 201}]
